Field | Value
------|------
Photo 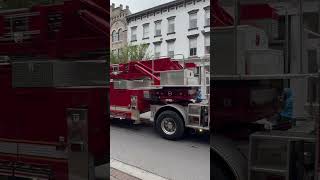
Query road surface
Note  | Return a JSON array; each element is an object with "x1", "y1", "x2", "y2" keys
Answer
[{"x1": 110, "y1": 120, "x2": 210, "y2": 180}]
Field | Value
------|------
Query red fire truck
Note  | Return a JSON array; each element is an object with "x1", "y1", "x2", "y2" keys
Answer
[
  {"x1": 110, "y1": 57, "x2": 210, "y2": 139},
  {"x1": 109, "y1": 1, "x2": 279, "y2": 141},
  {"x1": 211, "y1": 0, "x2": 320, "y2": 180},
  {"x1": 0, "y1": 0, "x2": 108, "y2": 179}
]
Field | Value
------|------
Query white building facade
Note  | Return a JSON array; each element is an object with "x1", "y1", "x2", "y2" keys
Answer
[{"x1": 127, "y1": 0, "x2": 210, "y2": 60}]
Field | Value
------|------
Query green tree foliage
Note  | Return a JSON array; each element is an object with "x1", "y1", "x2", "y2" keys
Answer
[{"x1": 111, "y1": 43, "x2": 151, "y2": 64}]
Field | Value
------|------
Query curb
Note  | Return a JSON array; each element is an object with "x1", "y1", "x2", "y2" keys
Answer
[{"x1": 110, "y1": 158, "x2": 169, "y2": 180}]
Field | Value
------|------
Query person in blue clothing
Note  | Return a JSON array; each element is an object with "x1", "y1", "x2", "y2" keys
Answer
[
  {"x1": 196, "y1": 88, "x2": 202, "y2": 103},
  {"x1": 279, "y1": 88, "x2": 294, "y2": 126}
]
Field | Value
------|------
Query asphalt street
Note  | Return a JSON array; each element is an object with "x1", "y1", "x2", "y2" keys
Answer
[{"x1": 110, "y1": 120, "x2": 210, "y2": 180}]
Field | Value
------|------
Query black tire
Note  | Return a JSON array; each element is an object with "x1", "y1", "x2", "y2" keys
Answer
[
  {"x1": 155, "y1": 110, "x2": 185, "y2": 140},
  {"x1": 211, "y1": 149, "x2": 236, "y2": 180},
  {"x1": 211, "y1": 162, "x2": 234, "y2": 180}
]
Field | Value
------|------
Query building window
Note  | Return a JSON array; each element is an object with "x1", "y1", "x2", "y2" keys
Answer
[
  {"x1": 167, "y1": 17, "x2": 175, "y2": 34},
  {"x1": 131, "y1": 27, "x2": 137, "y2": 41},
  {"x1": 155, "y1": 21, "x2": 162, "y2": 36},
  {"x1": 154, "y1": 43, "x2": 161, "y2": 58},
  {"x1": 117, "y1": 48, "x2": 121, "y2": 57},
  {"x1": 112, "y1": 30, "x2": 117, "y2": 42},
  {"x1": 143, "y1": 24, "x2": 149, "y2": 39},
  {"x1": 167, "y1": 41, "x2": 174, "y2": 58},
  {"x1": 189, "y1": 37, "x2": 197, "y2": 56},
  {"x1": 204, "y1": 35, "x2": 210, "y2": 55},
  {"x1": 205, "y1": 9, "x2": 210, "y2": 26},
  {"x1": 141, "y1": 44, "x2": 149, "y2": 58},
  {"x1": 118, "y1": 29, "x2": 122, "y2": 41},
  {"x1": 189, "y1": 12, "x2": 198, "y2": 29}
]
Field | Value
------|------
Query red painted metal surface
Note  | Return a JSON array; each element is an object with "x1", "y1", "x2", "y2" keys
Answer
[
  {"x1": 0, "y1": 0, "x2": 108, "y2": 58},
  {"x1": 0, "y1": 16, "x2": 4, "y2": 36},
  {"x1": 0, "y1": 0, "x2": 109, "y2": 178},
  {"x1": 110, "y1": 83, "x2": 147, "y2": 119},
  {"x1": 212, "y1": 0, "x2": 234, "y2": 27},
  {"x1": 0, "y1": 63, "x2": 109, "y2": 178},
  {"x1": 240, "y1": 4, "x2": 279, "y2": 20},
  {"x1": 212, "y1": 86, "x2": 277, "y2": 129},
  {"x1": 212, "y1": 0, "x2": 279, "y2": 27},
  {"x1": 149, "y1": 87, "x2": 197, "y2": 103}
]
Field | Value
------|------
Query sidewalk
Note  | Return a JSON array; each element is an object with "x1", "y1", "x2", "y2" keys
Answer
[
  {"x1": 111, "y1": 167, "x2": 141, "y2": 180},
  {"x1": 110, "y1": 158, "x2": 169, "y2": 180}
]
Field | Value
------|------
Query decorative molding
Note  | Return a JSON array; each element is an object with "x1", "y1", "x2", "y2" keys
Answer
[
  {"x1": 204, "y1": 5, "x2": 210, "y2": 10},
  {"x1": 187, "y1": 34, "x2": 199, "y2": 38},
  {"x1": 201, "y1": 30, "x2": 210, "y2": 35},
  {"x1": 188, "y1": 9, "x2": 199, "y2": 14},
  {"x1": 167, "y1": 16, "x2": 176, "y2": 20},
  {"x1": 153, "y1": 40, "x2": 162, "y2": 44},
  {"x1": 188, "y1": 27, "x2": 199, "y2": 31},
  {"x1": 166, "y1": 38, "x2": 176, "y2": 42}
]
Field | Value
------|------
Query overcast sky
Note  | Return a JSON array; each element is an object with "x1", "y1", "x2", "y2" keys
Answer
[{"x1": 111, "y1": 0, "x2": 174, "y2": 14}]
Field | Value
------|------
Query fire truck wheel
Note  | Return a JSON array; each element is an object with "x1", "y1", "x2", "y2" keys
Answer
[
  {"x1": 211, "y1": 161, "x2": 235, "y2": 180},
  {"x1": 211, "y1": 149, "x2": 236, "y2": 180},
  {"x1": 156, "y1": 110, "x2": 185, "y2": 140}
]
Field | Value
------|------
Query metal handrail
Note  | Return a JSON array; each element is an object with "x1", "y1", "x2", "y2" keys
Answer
[{"x1": 149, "y1": 54, "x2": 185, "y2": 84}]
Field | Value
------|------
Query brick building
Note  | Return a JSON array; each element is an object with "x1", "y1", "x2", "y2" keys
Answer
[{"x1": 110, "y1": 3, "x2": 131, "y2": 56}]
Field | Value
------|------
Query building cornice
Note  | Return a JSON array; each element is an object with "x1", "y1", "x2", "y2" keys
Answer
[
  {"x1": 127, "y1": 0, "x2": 208, "y2": 22},
  {"x1": 127, "y1": 0, "x2": 184, "y2": 19}
]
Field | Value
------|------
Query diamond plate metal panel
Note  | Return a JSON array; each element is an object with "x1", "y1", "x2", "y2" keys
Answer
[{"x1": 12, "y1": 60, "x2": 107, "y2": 87}]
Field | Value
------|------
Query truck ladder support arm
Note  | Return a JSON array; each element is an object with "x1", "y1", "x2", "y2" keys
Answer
[
  {"x1": 79, "y1": 10, "x2": 109, "y2": 37},
  {"x1": 80, "y1": 0, "x2": 109, "y2": 18},
  {"x1": 136, "y1": 61, "x2": 155, "y2": 73},
  {"x1": 134, "y1": 64, "x2": 160, "y2": 84},
  {"x1": 213, "y1": 0, "x2": 234, "y2": 26}
]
